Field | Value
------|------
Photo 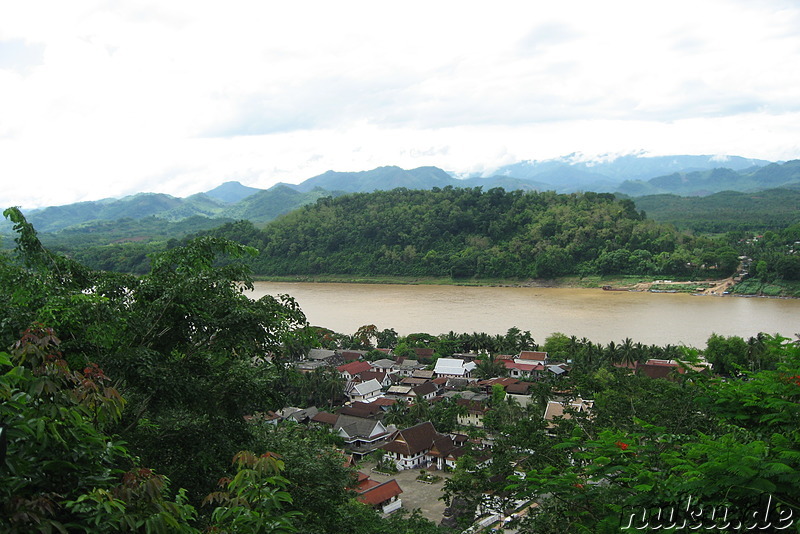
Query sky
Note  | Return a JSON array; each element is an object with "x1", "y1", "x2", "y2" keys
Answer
[{"x1": 1, "y1": 1, "x2": 800, "y2": 209}]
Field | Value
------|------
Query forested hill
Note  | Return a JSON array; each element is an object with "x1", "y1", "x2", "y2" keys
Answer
[{"x1": 201, "y1": 187, "x2": 737, "y2": 280}]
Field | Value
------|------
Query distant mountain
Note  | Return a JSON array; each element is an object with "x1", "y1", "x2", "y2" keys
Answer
[
  {"x1": 490, "y1": 153, "x2": 770, "y2": 184},
  {"x1": 6, "y1": 155, "x2": 794, "y2": 237},
  {"x1": 222, "y1": 185, "x2": 342, "y2": 223},
  {"x1": 24, "y1": 193, "x2": 194, "y2": 233},
  {"x1": 205, "y1": 181, "x2": 262, "y2": 203},
  {"x1": 290, "y1": 166, "x2": 455, "y2": 193},
  {"x1": 617, "y1": 159, "x2": 800, "y2": 197}
]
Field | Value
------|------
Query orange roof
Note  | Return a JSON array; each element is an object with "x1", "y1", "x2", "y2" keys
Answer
[
  {"x1": 357, "y1": 479, "x2": 403, "y2": 506},
  {"x1": 518, "y1": 351, "x2": 548, "y2": 360},
  {"x1": 337, "y1": 361, "x2": 373, "y2": 375}
]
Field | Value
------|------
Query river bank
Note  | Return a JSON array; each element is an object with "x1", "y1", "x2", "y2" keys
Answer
[{"x1": 251, "y1": 273, "x2": 800, "y2": 297}]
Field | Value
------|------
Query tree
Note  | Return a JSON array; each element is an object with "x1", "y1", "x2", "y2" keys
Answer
[
  {"x1": 1, "y1": 209, "x2": 310, "y2": 509},
  {"x1": 0, "y1": 326, "x2": 198, "y2": 533},
  {"x1": 204, "y1": 451, "x2": 300, "y2": 533}
]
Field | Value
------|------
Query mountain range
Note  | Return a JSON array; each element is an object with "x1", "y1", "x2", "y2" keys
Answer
[{"x1": 4, "y1": 154, "x2": 800, "y2": 236}]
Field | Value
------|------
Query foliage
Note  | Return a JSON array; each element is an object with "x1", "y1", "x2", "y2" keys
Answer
[
  {"x1": 632, "y1": 189, "x2": 800, "y2": 233},
  {"x1": 191, "y1": 187, "x2": 736, "y2": 280},
  {"x1": 0, "y1": 326, "x2": 198, "y2": 533},
  {"x1": 507, "y1": 335, "x2": 800, "y2": 533},
  {"x1": 1, "y1": 208, "x2": 310, "y2": 510},
  {"x1": 203, "y1": 451, "x2": 299, "y2": 533}
]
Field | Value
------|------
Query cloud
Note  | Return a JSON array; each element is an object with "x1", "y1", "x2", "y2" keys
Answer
[{"x1": 0, "y1": 1, "x2": 799, "y2": 209}]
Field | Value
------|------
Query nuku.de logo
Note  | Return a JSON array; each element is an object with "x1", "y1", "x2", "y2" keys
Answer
[{"x1": 621, "y1": 494, "x2": 795, "y2": 531}]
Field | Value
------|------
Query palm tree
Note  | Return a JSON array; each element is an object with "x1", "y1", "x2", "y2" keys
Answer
[
  {"x1": 382, "y1": 399, "x2": 409, "y2": 427},
  {"x1": 474, "y1": 354, "x2": 506, "y2": 379}
]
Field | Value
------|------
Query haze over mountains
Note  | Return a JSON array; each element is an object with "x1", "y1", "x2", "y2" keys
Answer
[{"x1": 5, "y1": 154, "x2": 800, "y2": 235}]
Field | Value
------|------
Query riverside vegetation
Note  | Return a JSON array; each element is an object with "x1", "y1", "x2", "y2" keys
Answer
[{"x1": 1, "y1": 207, "x2": 799, "y2": 533}]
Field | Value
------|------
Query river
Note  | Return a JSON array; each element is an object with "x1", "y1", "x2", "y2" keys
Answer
[{"x1": 246, "y1": 282, "x2": 799, "y2": 348}]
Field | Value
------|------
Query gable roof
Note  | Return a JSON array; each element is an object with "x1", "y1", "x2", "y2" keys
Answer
[
  {"x1": 340, "y1": 350, "x2": 367, "y2": 362},
  {"x1": 334, "y1": 414, "x2": 387, "y2": 439},
  {"x1": 413, "y1": 382, "x2": 438, "y2": 397},
  {"x1": 351, "y1": 378, "x2": 382, "y2": 396},
  {"x1": 338, "y1": 402, "x2": 383, "y2": 418},
  {"x1": 544, "y1": 398, "x2": 593, "y2": 421},
  {"x1": 359, "y1": 370, "x2": 389, "y2": 383},
  {"x1": 434, "y1": 358, "x2": 476, "y2": 376},
  {"x1": 371, "y1": 358, "x2": 396, "y2": 370},
  {"x1": 518, "y1": 351, "x2": 548, "y2": 361},
  {"x1": 506, "y1": 382, "x2": 532, "y2": 395},
  {"x1": 505, "y1": 361, "x2": 545, "y2": 372},
  {"x1": 386, "y1": 385, "x2": 413, "y2": 395},
  {"x1": 411, "y1": 369, "x2": 435, "y2": 379},
  {"x1": 338, "y1": 361, "x2": 373, "y2": 375},
  {"x1": 311, "y1": 411, "x2": 339, "y2": 426},
  {"x1": 357, "y1": 479, "x2": 403, "y2": 506},
  {"x1": 381, "y1": 421, "x2": 440, "y2": 456},
  {"x1": 308, "y1": 348, "x2": 337, "y2": 360}
]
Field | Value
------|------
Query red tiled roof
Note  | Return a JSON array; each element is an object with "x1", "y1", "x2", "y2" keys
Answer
[
  {"x1": 359, "y1": 370, "x2": 387, "y2": 383},
  {"x1": 311, "y1": 411, "x2": 339, "y2": 426},
  {"x1": 357, "y1": 479, "x2": 403, "y2": 506},
  {"x1": 518, "y1": 351, "x2": 548, "y2": 360},
  {"x1": 369, "y1": 397, "x2": 397, "y2": 407},
  {"x1": 337, "y1": 361, "x2": 373, "y2": 375},
  {"x1": 505, "y1": 361, "x2": 544, "y2": 371},
  {"x1": 341, "y1": 351, "x2": 364, "y2": 362},
  {"x1": 338, "y1": 402, "x2": 382, "y2": 418}
]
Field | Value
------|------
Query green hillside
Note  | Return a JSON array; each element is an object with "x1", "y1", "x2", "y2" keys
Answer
[
  {"x1": 633, "y1": 188, "x2": 800, "y2": 232},
  {"x1": 201, "y1": 187, "x2": 736, "y2": 280}
]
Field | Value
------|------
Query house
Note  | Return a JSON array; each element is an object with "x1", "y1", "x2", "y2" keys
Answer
[
  {"x1": 504, "y1": 361, "x2": 545, "y2": 379},
  {"x1": 359, "y1": 370, "x2": 395, "y2": 388},
  {"x1": 346, "y1": 379, "x2": 383, "y2": 403},
  {"x1": 370, "y1": 358, "x2": 397, "y2": 372},
  {"x1": 385, "y1": 384, "x2": 415, "y2": 402},
  {"x1": 547, "y1": 363, "x2": 569, "y2": 377},
  {"x1": 400, "y1": 377, "x2": 429, "y2": 387},
  {"x1": 276, "y1": 406, "x2": 319, "y2": 424},
  {"x1": 340, "y1": 350, "x2": 368, "y2": 362},
  {"x1": 457, "y1": 398, "x2": 488, "y2": 428},
  {"x1": 356, "y1": 478, "x2": 403, "y2": 514},
  {"x1": 310, "y1": 411, "x2": 339, "y2": 428},
  {"x1": 506, "y1": 382, "x2": 533, "y2": 407},
  {"x1": 381, "y1": 421, "x2": 459, "y2": 471},
  {"x1": 543, "y1": 398, "x2": 594, "y2": 429},
  {"x1": 296, "y1": 360, "x2": 331, "y2": 374},
  {"x1": 334, "y1": 414, "x2": 393, "y2": 458},
  {"x1": 434, "y1": 358, "x2": 476, "y2": 378},
  {"x1": 516, "y1": 351, "x2": 548, "y2": 364},
  {"x1": 339, "y1": 402, "x2": 383, "y2": 419},
  {"x1": 413, "y1": 348, "x2": 436, "y2": 362},
  {"x1": 616, "y1": 359, "x2": 708, "y2": 380},
  {"x1": 307, "y1": 348, "x2": 338, "y2": 361},
  {"x1": 412, "y1": 381, "x2": 438, "y2": 401},
  {"x1": 477, "y1": 377, "x2": 519, "y2": 394},
  {"x1": 243, "y1": 410, "x2": 280, "y2": 425},
  {"x1": 411, "y1": 369, "x2": 435, "y2": 380},
  {"x1": 393, "y1": 359, "x2": 425, "y2": 377},
  {"x1": 338, "y1": 361, "x2": 373, "y2": 381}
]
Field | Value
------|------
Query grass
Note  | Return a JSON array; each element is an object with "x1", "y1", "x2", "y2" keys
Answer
[{"x1": 731, "y1": 278, "x2": 800, "y2": 297}]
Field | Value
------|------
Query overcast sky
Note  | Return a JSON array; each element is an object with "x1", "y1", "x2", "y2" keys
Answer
[{"x1": 2, "y1": 1, "x2": 799, "y2": 209}]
